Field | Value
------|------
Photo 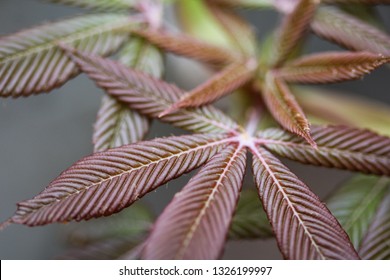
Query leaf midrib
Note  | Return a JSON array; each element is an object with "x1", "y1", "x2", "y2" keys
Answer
[
  {"x1": 15, "y1": 136, "x2": 233, "y2": 221},
  {"x1": 343, "y1": 178, "x2": 389, "y2": 246},
  {"x1": 261, "y1": 139, "x2": 390, "y2": 162},
  {"x1": 175, "y1": 145, "x2": 244, "y2": 259},
  {"x1": 251, "y1": 145, "x2": 326, "y2": 259}
]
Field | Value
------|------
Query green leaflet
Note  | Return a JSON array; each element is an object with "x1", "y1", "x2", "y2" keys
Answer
[
  {"x1": 175, "y1": 0, "x2": 256, "y2": 56},
  {"x1": 59, "y1": 203, "x2": 152, "y2": 260},
  {"x1": 327, "y1": 175, "x2": 390, "y2": 250},
  {"x1": 359, "y1": 190, "x2": 390, "y2": 259},
  {"x1": 229, "y1": 189, "x2": 273, "y2": 239}
]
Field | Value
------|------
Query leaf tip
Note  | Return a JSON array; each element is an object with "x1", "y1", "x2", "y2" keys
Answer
[
  {"x1": 159, "y1": 104, "x2": 181, "y2": 118},
  {"x1": 0, "y1": 219, "x2": 12, "y2": 231},
  {"x1": 303, "y1": 129, "x2": 317, "y2": 149}
]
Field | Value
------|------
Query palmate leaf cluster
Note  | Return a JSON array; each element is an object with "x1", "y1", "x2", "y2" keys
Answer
[{"x1": 1, "y1": 0, "x2": 390, "y2": 260}]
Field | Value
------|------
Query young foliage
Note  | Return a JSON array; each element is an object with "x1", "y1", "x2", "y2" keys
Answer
[{"x1": 1, "y1": 0, "x2": 390, "y2": 260}]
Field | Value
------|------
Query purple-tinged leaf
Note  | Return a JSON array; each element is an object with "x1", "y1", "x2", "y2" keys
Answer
[
  {"x1": 251, "y1": 146, "x2": 359, "y2": 259},
  {"x1": 359, "y1": 190, "x2": 390, "y2": 259},
  {"x1": 142, "y1": 145, "x2": 246, "y2": 259},
  {"x1": 2, "y1": 134, "x2": 231, "y2": 227},
  {"x1": 205, "y1": 2, "x2": 257, "y2": 56},
  {"x1": 261, "y1": 74, "x2": 316, "y2": 147},
  {"x1": 63, "y1": 47, "x2": 241, "y2": 134},
  {"x1": 161, "y1": 60, "x2": 257, "y2": 116},
  {"x1": 133, "y1": 29, "x2": 240, "y2": 66},
  {"x1": 312, "y1": 7, "x2": 390, "y2": 56},
  {"x1": 0, "y1": 14, "x2": 134, "y2": 98},
  {"x1": 271, "y1": 0, "x2": 319, "y2": 66},
  {"x1": 327, "y1": 175, "x2": 389, "y2": 249},
  {"x1": 259, "y1": 125, "x2": 390, "y2": 175},
  {"x1": 93, "y1": 38, "x2": 163, "y2": 152},
  {"x1": 277, "y1": 51, "x2": 389, "y2": 84},
  {"x1": 229, "y1": 189, "x2": 273, "y2": 239},
  {"x1": 45, "y1": 0, "x2": 138, "y2": 11}
]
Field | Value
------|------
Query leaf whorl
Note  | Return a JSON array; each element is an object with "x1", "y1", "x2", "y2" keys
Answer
[
  {"x1": 64, "y1": 47, "x2": 241, "y2": 134},
  {"x1": 4, "y1": 134, "x2": 229, "y2": 226},
  {"x1": 312, "y1": 7, "x2": 390, "y2": 56},
  {"x1": 142, "y1": 145, "x2": 246, "y2": 259},
  {"x1": 359, "y1": 189, "x2": 390, "y2": 260},
  {"x1": 0, "y1": 14, "x2": 133, "y2": 97},
  {"x1": 260, "y1": 125, "x2": 390, "y2": 175},
  {"x1": 251, "y1": 146, "x2": 359, "y2": 259}
]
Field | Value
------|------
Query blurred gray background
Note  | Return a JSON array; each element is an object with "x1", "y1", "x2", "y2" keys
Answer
[{"x1": 0, "y1": 0, "x2": 389, "y2": 259}]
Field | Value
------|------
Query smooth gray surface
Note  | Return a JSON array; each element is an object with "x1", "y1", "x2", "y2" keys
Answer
[{"x1": 0, "y1": 1, "x2": 389, "y2": 259}]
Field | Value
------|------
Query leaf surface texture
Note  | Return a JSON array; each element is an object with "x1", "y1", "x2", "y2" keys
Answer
[
  {"x1": 5, "y1": 134, "x2": 229, "y2": 226},
  {"x1": 0, "y1": 14, "x2": 133, "y2": 97},
  {"x1": 251, "y1": 146, "x2": 359, "y2": 259},
  {"x1": 260, "y1": 125, "x2": 390, "y2": 175}
]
